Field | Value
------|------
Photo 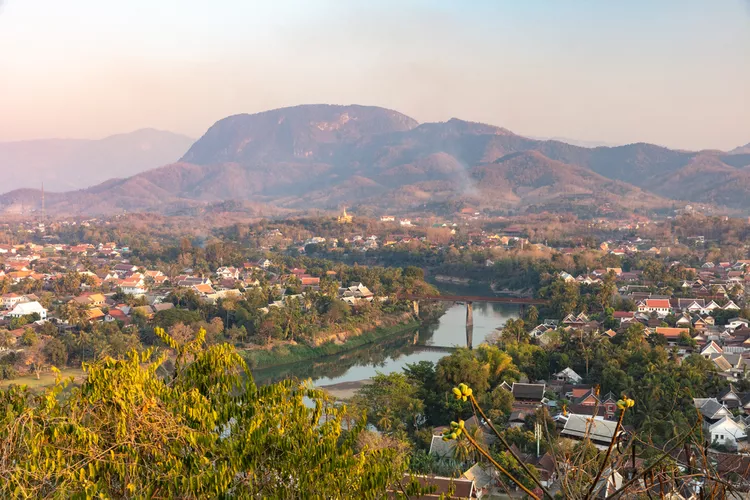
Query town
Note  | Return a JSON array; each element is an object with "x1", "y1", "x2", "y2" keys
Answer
[{"x1": 2, "y1": 210, "x2": 750, "y2": 497}]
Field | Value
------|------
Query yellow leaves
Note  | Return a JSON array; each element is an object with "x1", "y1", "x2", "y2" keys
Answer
[
  {"x1": 616, "y1": 395, "x2": 635, "y2": 410},
  {"x1": 441, "y1": 419, "x2": 466, "y2": 441},
  {"x1": 452, "y1": 383, "x2": 473, "y2": 402},
  {"x1": 1, "y1": 329, "x2": 404, "y2": 499}
]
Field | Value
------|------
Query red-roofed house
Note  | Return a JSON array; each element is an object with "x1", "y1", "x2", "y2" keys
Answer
[
  {"x1": 637, "y1": 299, "x2": 672, "y2": 317},
  {"x1": 653, "y1": 327, "x2": 689, "y2": 340}
]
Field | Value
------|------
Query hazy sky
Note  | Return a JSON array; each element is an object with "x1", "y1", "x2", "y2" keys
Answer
[{"x1": 0, "y1": 0, "x2": 748, "y2": 150}]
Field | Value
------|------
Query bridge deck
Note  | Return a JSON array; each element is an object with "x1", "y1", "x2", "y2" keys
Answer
[{"x1": 403, "y1": 294, "x2": 548, "y2": 305}]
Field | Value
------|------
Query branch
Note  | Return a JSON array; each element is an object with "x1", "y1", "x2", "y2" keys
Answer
[
  {"x1": 469, "y1": 394, "x2": 554, "y2": 499},
  {"x1": 463, "y1": 430, "x2": 540, "y2": 500},
  {"x1": 607, "y1": 417, "x2": 702, "y2": 499}
]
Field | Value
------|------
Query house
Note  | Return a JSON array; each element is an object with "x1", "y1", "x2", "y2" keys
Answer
[
  {"x1": 0, "y1": 293, "x2": 29, "y2": 310},
  {"x1": 8, "y1": 301, "x2": 47, "y2": 320},
  {"x1": 511, "y1": 383, "x2": 546, "y2": 407},
  {"x1": 675, "y1": 314, "x2": 692, "y2": 328},
  {"x1": 554, "y1": 367, "x2": 583, "y2": 384},
  {"x1": 701, "y1": 341, "x2": 723, "y2": 357},
  {"x1": 612, "y1": 311, "x2": 635, "y2": 325},
  {"x1": 257, "y1": 259, "x2": 273, "y2": 269},
  {"x1": 112, "y1": 263, "x2": 138, "y2": 276},
  {"x1": 727, "y1": 318, "x2": 750, "y2": 331},
  {"x1": 693, "y1": 317, "x2": 707, "y2": 332},
  {"x1": 461, "y1": 463, "x2": 495, "y2": 498},
  {"x1": 704, "y1": 301, "x2": 721, "y2": 311},
  {"x1": 393, "y1": 474, "x2": 476, "y2": 499},
  {"x1": 724, "y1": 301, "x2": 741, "y2": 311},
  {"x1": 508, "y1": 411, "x2": 528, "y2": 428},
  {"x1": 339, "y1": 283, "x2": 374, "y2": 303},
  {"x1": 559, "y1": 272, "x2": 575, "y2": 283},
  {"x1": 593, "y1": 469, "x2": 624, "y2": 499},
  {"x1": 674, "y1": 298, "x2": 706, "y2": 313},
  {"x1": 216, "y1": 267, "x2": 240, "y2": 280},
  {"x1": 192, "y1": 283, "x2": 217, "y2": 296},
  {"x1": 567, "y1": 389, "x2": 618, "y2": 420},
  {"x1": 694, "y1": 398, "x2": 733, "y2": 422},
  {"x1": 557, "y1": 414, "x2": 624, "y2": 450},
  {"x1": 72, "y1": 293, "x2": 107, "y2": 307},
  {"x1": 105, "y1": 309, "x2": 129, "y2": 324},
  {"x1": 637, "y1": 298, "x2": 672, "y2": 317},
  {"x1": 86, "y1": 308, "x2": 106, "y2": 322},
  {"x1": 718, "y1": 385, "x2": 743, "y2": 409},
  {"x1": 653, "y1": 327, "x2": 689, "y2": 341},
  {"x1": 706, "y1": 417, "x2": 747, "y2": 451}
]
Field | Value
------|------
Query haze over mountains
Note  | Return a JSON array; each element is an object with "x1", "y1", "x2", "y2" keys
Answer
[
  {"x1": 2, "y1": 104, "x2": 749, "y2": 216},
  {"x1": 0, "y1": 129, "x2": 194, "y2": 192}
]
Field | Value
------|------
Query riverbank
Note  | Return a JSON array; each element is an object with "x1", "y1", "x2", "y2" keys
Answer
[
  {"x1": 318, "y1": 379, "x2": 372, "y2": 399},
  {"x1": 242, "y1": 319, "x2": 421, "y2": 370}
]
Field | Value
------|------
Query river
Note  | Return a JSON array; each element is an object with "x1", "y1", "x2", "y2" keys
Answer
[{"x1": 251, "y1": 291, "x2": 520, "y2": 388}]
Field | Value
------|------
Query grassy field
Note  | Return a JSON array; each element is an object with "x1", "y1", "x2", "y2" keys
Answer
[
  {"x1": 0, "y1": 367, "x2": 85, "y2": 390},
  {"x1": 242, "y1": 320, "x2": 419, "y2": 370}
]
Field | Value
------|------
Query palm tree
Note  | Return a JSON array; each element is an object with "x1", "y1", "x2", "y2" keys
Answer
[
  {"x1": 376, "y1": 408, "x2": 394, "y2": 434},
  {"x1": 58, "y1": 301, "x2": 88, "y2": 330},
  {"x1": 453, "y1": 424, "x2": 485, "y2": 465}
]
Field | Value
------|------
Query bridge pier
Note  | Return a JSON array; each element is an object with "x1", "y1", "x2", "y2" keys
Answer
[
  {"x1": 519, "y1": 303, "x2": 526, "y2": 320},
  {"x1": 466, "y1": 301, "x2": 474, "y2": 349},
  {"x1": 412, "y1": 300, "x2": 420, "y2": 317}
]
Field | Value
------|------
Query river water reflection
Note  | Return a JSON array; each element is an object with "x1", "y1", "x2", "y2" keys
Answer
[{"x1": 252, "y1": 300, "x2": 519, "y2": 387}]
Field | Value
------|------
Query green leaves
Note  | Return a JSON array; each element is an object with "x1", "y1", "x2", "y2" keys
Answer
[{"x1": 0, "y1": 329, "x2": 405, "y2": 498}]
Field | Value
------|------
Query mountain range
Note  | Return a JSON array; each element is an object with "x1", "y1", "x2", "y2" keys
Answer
[
  {"x1": 0, "y1": 129, "x2": 194, "y2": 193},
  {"x1": 2, "y1": 104, "x2": 749, "y2": 216}
]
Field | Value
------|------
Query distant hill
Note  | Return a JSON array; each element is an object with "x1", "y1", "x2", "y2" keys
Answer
[
  {"x1": 0, "y1": 129, "x2": 194, "y2": 192},
  {"x1": 4, "y1": 104, "x2": 750, "y2": 215},
  {"x1": 731, "y1": 143, "x2": 750, "y2": 154}
]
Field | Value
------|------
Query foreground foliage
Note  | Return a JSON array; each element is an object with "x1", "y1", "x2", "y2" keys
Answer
[{"x1": 0, "y1": 328, "x2": 404, "y2": 498}]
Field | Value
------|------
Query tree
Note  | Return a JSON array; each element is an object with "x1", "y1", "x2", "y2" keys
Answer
[
  {"x1": 596, "y1": 273, "x2": 617, "y2": 311},
  {"x1": 43, "y1": 338, "x2": 68, "y2": 367},
  {"x1": 58, "y1": 301, "x2": 88, "y2": 330},
  {"x1": 487, "y1": 385, "x2": 515, "y2": 421},
  {"x1": 0, "y1": 329, "x2": 406, "y2": 498},
  {"x1": 19, "y1": 328, "x2": 38, "y2": 347},
  {"x1": 352, "y1": 372, "x2": 425, "y2": 434},
  {"x1": 525, "y1": 305, "x2": 539, "y2": 327},
  {"x1": 502, "y1": 318, "x2": 528, "y2": 344},
  {"x1": 436, "y1": 349, "x2": 491, "y2": 397},
  {"x1": 542, "y1": 279, "x2": 580, "y2": 317},
  {"x1": 23, "y1": 342, "x2": 47, "y2": 379}
]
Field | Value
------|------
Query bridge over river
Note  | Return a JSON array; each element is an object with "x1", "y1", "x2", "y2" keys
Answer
[{"x1": 401, "y1": 294, "x2": 548, "y2": 349}]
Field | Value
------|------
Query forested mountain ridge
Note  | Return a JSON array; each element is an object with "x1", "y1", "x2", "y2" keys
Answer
[{"x1": 2, "y1": 104, "x2": 749, "y2": 215}]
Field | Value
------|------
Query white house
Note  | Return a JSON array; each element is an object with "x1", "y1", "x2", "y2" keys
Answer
[
  {"x1": 706, "y1": 417, "x2": 747, "y2": 450},
  {"x1": 8, "y1": 301, "x2": 47, "y2": 320},
  {"x1": 553, "y1": 367, "x2": 583, "y2": 384},
  {"x1": 727, "y1": 318, "x2": 750, "y2": 331},
  {"x1": 724, "y1": 301, "x2": 741, "y2": 311},
  {"x1": 637, "y1": 298, "x2": 672, "y2": 318},
  {"x1": 1, "y1": 293, "x2": 29, "y2": 310},
  {"x1": 704, "y1": 301, "x2": 721, "y2": 312}
]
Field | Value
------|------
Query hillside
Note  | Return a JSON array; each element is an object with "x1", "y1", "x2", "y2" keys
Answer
[
  {"x1": 3, "y1": 104, "x2": 750, "y2": 215},
  {"x1": 0, "y1": 129, "x2": 194, "y2": 192},
  {"x1": 731, "y1": 143, "x2": 750, "y2": 155}
]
